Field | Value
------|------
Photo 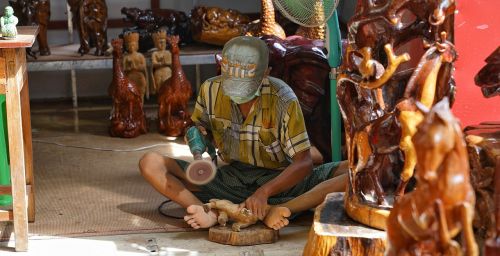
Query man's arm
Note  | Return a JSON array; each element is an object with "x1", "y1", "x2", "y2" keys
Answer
[{"x1": 244, "y1": 149, "x2": 313, "y2": 219}]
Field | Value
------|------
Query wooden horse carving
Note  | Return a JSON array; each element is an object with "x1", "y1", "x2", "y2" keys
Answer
[
  {"x1": 68, "y1": 0, "x2": 109, "y2": 56},
  {"x1": 108, "y1": 38, "x2": 147, "y2": 138},
  {"x1": 386, "y1": 98, "x2": 478, "y2": 256},
  {"x1": 158, "y1": 35, "x2": 193, "y2": 137},
  {"x1": 10, "y1": 0, "x2": 51, "y2": 57},
  {"x1": 395, "y1": 32, "x2": 457, "y2": 198}
]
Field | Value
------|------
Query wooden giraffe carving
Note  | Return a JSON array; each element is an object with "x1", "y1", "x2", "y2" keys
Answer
[
  {"x1": 158, "y1": 35, "x2": 193, "y2": 137},
  {"x1": 108, "y1": 38, "x2": 147, "y2": 138},
  {"x1": 246, "y1": 0, "x2": 286, "y2": 39}
]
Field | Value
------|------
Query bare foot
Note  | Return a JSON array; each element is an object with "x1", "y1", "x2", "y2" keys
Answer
[
  {"x1": 264, "y1": 206, "x2": 291, "y2": 230},
  {"x1": 183, "y1": 205, "x2": 218, "y2": 229}
]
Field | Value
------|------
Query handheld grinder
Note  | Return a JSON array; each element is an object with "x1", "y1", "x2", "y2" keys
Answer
[{"x1": 185, "y1": 126, "x2": 217, "y2": 185}]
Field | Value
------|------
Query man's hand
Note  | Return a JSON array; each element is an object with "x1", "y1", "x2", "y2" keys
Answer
[{"x1": 241, "y1": 189, "x2": 269, "y2": 220}]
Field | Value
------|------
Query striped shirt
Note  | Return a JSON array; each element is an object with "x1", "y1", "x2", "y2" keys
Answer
[{"x1": 191, "y1": 76, "x2": 311, "y2": 170}]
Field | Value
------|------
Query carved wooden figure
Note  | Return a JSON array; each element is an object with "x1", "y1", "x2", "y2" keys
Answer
[
  {"x1": 121, "y1": 7, "x2": 191, "y2": 51},
  {"x1": 190, "y1": 6, "x2": 250, "y2": 46},
  {"x1": 158, "y1": 35, "x2": 193, "y2": 137},
  {"x1": 386, "y1": 98, "x2": 478, "y2": 256},
  {"x1": 123, "y1": 32, "x2": 147, "y2": 102},
  {"x1": 108, "y1": 38, "x2": 147, "y2": 138},
  {"x1": 295, "y1": 1, "x2": 326, "y2": 40},
  {"x1": 246, "y1": 0, "x2": 286, "y2": 39},
  {"x1": 337, "y1": 0, "x2": 457, "y2": 230},
  {"x1": 9, "y1": 0, "x2": 51, "y2": 57},
  {"x1": 151, "y1": 30, "x2": 172, "y2": 94},
  {"x1": 67, "y1": 0, "x2": 108, "y2": 56}
]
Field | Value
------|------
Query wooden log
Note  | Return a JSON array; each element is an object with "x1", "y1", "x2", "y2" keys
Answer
[
  {"x1": 303, "y1": 192, "x2": 386, "y2": 256},
  {"x1": 208, "y1": 223, "x2": 279, "y2": 246}
]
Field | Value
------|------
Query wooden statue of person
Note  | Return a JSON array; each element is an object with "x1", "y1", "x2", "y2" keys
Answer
[
  {"x1": 123, "y1": 32, "x2": 148, "y2": 102},
  {"x1": 151, "y1": 30, "x2": 172, "y2": 94}
]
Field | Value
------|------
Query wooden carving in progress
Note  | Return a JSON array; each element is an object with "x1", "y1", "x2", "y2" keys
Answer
[
  {"x1": 10, "y1": 0, "x2": 51, "y2": 57},
  {"x1": 204, "y1": 199, "x2": 259, "y2": 232},
  {"x1": 157, "y1": 35, "x2": 192, "y2": 137},
  {"x1": 337, "y1": 0, "x2": 457, "y2": 230},
  {"x1": 151, "y1": 30, "x2": 172, "y2": 94},
  {"x1": 386, "y1": 98, "x2": 478, "y2": 256},
  {"x1": 108, "y1": 38, "x2": 147, "y2": 138},
  {"x1": 123, "y1": 32, "x2": 148, "y2": 102}
]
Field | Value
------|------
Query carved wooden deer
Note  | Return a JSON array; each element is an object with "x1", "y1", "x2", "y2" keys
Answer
[
  {"x1": 158, "y1": 35, "x2": 193, "y2": 137},
  {"x1": 108, "y1": 38, "x2": 147, "y2": 138}
]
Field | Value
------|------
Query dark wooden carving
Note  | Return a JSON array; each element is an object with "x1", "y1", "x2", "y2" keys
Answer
[
  {"x1": 386, "y1": 98, "x2": 478, "y2": 256},
  {"x1": 338, "y1": 0, "x2": 457, "y2": 230},
  {"x1": 262, "y1": 35, "x2": 332, "y2": 162},
  {"x1": 121, "y1": 7, "x2": 191, "y2": 52},
  {"x1": 475, "y1": 47, "x2": 500, "y2": 98},
  {"x1": 9, "y1": 0, "x2": 51, "y2": 57},
  {"x1": 158, "y1": 35, "x2": 193, "y2": 137},
  {"x1": 67, "y1": 0, "x2": 109, "y2": 56},
  {"x1": 108, "y1": 38, "x2": 147, "y2": 138},
  {"x1": 190, "y1": 6, "x2": 250, "y2": 46},
  {"x1": 464, "y1": 122, "x2": 500, "y2": 253}
]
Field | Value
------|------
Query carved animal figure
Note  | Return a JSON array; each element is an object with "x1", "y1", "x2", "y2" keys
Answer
[
  {"x1": 121, "y1": 7, "x2": 191, "y2": 51},
  {"x1": 395, "y1": 32, "x2": 457, "y2": 198},
  {"x1": 337, "y1": 0, "x2": 457, "y2": 230},
  {"x1": 246, "y1": 0, "x2": 286, "y2": 39},
  {"x1": 68, "y1": 0, "x2": 109, "y2": 56},
  {"x1": 158, "y1": 35, "x2": 193, "y2": 137},
  {"x1": 108, "y1": 38, "x2": 147, "y2": 138},
  {"x1": 386, "y1": 98, "x2": 478, "y2": 256},
  {"x1": 204, "y1": 199, "x2": 259, "y2": 232},
  {"x1": 10, "y1": 0, "x2": 51, "y2": 57},
  {"x1": 190, "y1": 6, "x2": 250, "y2": 46}
]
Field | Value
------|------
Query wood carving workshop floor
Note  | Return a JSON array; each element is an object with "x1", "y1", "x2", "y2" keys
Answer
[{"x1": 0, "y1": 100, "x2": 311, "y2": 255}]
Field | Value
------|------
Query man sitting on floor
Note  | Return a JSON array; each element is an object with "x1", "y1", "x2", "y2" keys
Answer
[{"x1": 139, "y1": 36, "x2": 347, "y2": 230}]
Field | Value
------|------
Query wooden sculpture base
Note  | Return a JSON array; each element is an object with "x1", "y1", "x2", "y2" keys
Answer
[
  {"x1": 208, "y1": 223, "x2": 279, "y2": 246},
  {"x1": 303, "y1": 193, "x2": 386, "y2": 256},
  {"x1": 344, "y1": 184, "x2": 390, "y2": 230}
]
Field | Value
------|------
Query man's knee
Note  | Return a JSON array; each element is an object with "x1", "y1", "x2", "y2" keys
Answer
[{"x1": 139, "y1": 152, "x2": 165, "y2": 177}]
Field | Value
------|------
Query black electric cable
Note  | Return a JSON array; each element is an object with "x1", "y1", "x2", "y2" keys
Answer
[{"x1": 157, "y1": 199, "x2": 184, "y2": 219}]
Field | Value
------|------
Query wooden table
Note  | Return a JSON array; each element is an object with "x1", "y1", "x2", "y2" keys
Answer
[{"x1": 0, "y1": 26, "x2": 37, "y2": 252}]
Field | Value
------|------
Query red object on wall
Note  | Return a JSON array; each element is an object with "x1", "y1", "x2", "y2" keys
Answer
[{"x1": 454, "y1": 0, "x2": 500, "y2": 126}]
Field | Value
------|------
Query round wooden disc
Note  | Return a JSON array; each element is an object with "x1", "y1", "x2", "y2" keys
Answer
[{"x1": 208, "y1": 223, "x2": 279, "y2": 246}]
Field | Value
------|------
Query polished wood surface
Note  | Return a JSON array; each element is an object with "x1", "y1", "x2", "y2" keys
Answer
[
  {"x1": 108, "y1": 38, "x2": 147, "y2": 138},
  {"x1": 158, "y1": 35, "x2": 192, "y2": 137},
  {"x1": 386, "y1": 99, "x2": 478, "y2": 256},
  {"x1": 337, "y1": 0, "x2": 457, "y2": 229}
]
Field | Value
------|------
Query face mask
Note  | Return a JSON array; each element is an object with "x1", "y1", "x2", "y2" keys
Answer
[{"x1": 229, "y1": 86, "x2": 261, "y2": 104}]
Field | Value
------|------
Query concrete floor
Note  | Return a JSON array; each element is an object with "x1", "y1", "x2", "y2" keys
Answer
[{"x1": 0, "y1": 100, "x2": 311, "y2": 255}]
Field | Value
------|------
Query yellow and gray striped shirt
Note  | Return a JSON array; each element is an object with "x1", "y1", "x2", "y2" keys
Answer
[{"x1": 191, "y1": 76, "x2": 311, "y2": 170}]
